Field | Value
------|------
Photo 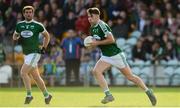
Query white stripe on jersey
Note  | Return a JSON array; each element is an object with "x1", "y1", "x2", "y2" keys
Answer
[
  {"x1": 33, "y1": 20, "x2": 47, "y2": 33},
  {"x1": 99, "y1": 20, "x2": 111, "y2": 37}
]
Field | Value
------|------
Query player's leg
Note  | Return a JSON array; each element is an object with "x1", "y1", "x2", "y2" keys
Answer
[
  {"x1": 119, "y1": 66, "x2": 157, "y2": 106},
  {"x1": 20, "y1": 64, "x2": 32, "y2": 96},
  {"x1": 92, "y1": 60, "x2": 114, "y2": 104},
  {"x1": 20, "y1": 64, "x2": 34, "y2": 104},
  {"x1": 119, "y1": 66, "x2": 148, "y2": 90},
  {"x1": 30, "y1": 67, "x2": 52, "y2": 104},
  {"x1": 21, "y1": 53, "x2": 39, "y2": 102},
  {"x1": 111, "y1": 52, "x2": 156, "y2": 106},
  {"x1": 65, "y1": 60, "x2": 71, "y2": 85},
  {"x1": 73, "y1": 59, "x2": 80, "y2": 84}
]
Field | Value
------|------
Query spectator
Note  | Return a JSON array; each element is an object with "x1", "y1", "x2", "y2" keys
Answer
[
  {"x1": 112, "y1": 16, "x2": 129, "y2": 39},
  {"x1": 44, "y1": 57, "x2": 56, "y2": 86},
  {"x1": 75, "y1": 9, "x2": 90, "y2": 35},
  {"x1": 138, "y1": 10, "x2": 147, "y2": 32},
  {"x1": 50, "y1": 1, "x2": 58, "y2": 15},
  {"x1": 12, "y1": 0, "x2": 26, "y2": 13},
  {"x1": 50, "y1": 17, "x2": 62, "y2": 39},
  {"x1": 31, "y1": 1, "x2": 41, "y2": 12},
  {"x1": 65, "y1": 11, "x2": 76, "y2": 31},
  {"x1": 0, "y1": 42, "x2": 5, "y2": 64},
  {"x1": 16, "y1": 12, "x2": 23, "y2": 22},
  {"x1": 0, "y1": 26, "x2": 6, "y2": 42},
  {"x1": 37, "y1": 10, "x2": 45, "y2": 22},
  {"x1": 0, "y1": 11, "x2": 3, "y2": 26},
  {"x1": 153, "y1": 27, "x2": 162, "y2": 43},
  {"x1": 132, "y1": 39, "x2": 146, "y2": 61},
  {"x1": 164, "y1": 2, "x2": 174, "y2": 14},
  {"x1": 163, "y1": 41, "x2": 175, "y2": 61},
  {"x1": 75, "y1": 0, "x2": 85, "y2": 14},
  {"x1": 43, "y1": 4, "x2": 52, "y2": 21},
  {"x1": 174, "y1": 36, "x2": 180, "y2": 60},
  {"x1": 55, "y1": 8, "x2": 65, "y2": 38},
  {"x1": 152, "y1": 9, "x2": 162, "y2": 27},
  {"x1": 0, "y1": 0, "x2": 9, "y2": 15},
  {"x1": 151, "y1": 41, "x2": 165, "y2": 63},
  {"x1": 142, "y1": 18, "x2": 153, "y2": 37},
  {"x1": 107, "y1": 0, "x2": 122, "y2": 20},
  {"x1": 3, "y1": 8, "x2": 16, "y2": 35},
  {"x1": 168, "y1": 13, "x2": 180, "y2": 34},
  {"x1": 63, "y1": 0, "x2": 76, "y2": 15},
  {"x1": 49, "y1": 45, "x2": 62, "y2": 66},
  {"x1": 61, "y1": 29, "x2": 84, "y2": 85},
  {"x1": 143, "y1": 36, "x2": 154, "y2": 60}
]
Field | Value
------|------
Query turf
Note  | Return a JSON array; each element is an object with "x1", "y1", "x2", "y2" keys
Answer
[{"x1": 0, "y1": 87, "x2": 179, "y2": 107}]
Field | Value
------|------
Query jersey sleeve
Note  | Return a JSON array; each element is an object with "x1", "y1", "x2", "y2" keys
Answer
[
  {"x1": 38, "y1": 23, "x2": 46, "y2": 33},
  {"x1": 99, "y1": 21, "x2": 112, "y2": 37},
  {"x1": 15, "y1": 23, "x2": 20, "y2": 34}
]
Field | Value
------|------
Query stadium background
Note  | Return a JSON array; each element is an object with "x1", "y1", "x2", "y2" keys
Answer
[{"x1": 0, "y1": 0, "x2": 180, "y2": 107}]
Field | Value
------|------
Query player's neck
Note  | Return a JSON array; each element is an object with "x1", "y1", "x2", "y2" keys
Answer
[
  {"x1": 25, "y1": 19, "x2": 34, "y2": 23},
  {"x1": 92, "y1": 19, "x2": 100, "y2": 27}
]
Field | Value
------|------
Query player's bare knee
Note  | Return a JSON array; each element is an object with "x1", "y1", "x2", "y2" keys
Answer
[
  {"x1": 20, "y1": 72, "x2": 27, "y2": 78},
  {"x1": 92, "y1": 69, "x2": 101, "y2": 76},
  {"x1": 33, "y1": 76, "x2": 41, "y2": 82},
  {"x1": 126, "y1": 75, "x2": 135, "y2": 81},
  {"x1": 92, "y1": 70, "x2": 97, "y2": 76}
]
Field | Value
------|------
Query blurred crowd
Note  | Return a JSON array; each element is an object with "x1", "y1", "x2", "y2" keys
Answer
[{"x1": 0, "y1": 0, "x2": 180, "y2": 85}]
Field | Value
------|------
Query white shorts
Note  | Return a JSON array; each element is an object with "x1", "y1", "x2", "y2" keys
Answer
[
  {"x1": 100, "y1": 52, "x2": 128, "y2": 69},
  {"x1": 24, "y1": 53, "x2": 41, "y2": 67}
]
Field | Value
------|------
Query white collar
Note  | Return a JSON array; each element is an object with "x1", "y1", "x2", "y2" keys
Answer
[
  {"x1": 93, "y1": 20, "x2": 101, "y2": 27},
  {"x1": 25, "y1": 19, "x2": 34, "y2": 23}
]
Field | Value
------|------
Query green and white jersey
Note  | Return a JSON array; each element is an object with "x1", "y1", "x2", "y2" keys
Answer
[
  {"x1": 90, "y1": 20, "x2": 122, "y2": 57},
  {"x1": 15, "y1": 20, "x2": 46, "y2": 55}
]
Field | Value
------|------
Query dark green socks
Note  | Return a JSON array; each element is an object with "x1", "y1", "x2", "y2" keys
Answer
[
  {"x1": 43, "y1": 90, "x2": 49, "y2": 98},
  {"x1": 27, "y1": 90, "x2": 32, "y2": 97}
]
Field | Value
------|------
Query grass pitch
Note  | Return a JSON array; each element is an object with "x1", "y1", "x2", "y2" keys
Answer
[{"x1": 0, "y1": 87, "x2": 179, "y2": 107}]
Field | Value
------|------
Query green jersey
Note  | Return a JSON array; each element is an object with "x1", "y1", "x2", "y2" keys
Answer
[
  {"x1": 15, "y1": 20, "x2": 46, "y2": 55},
  {"x1": 90, "y1": 20, "x2": 122, "y2": 56}
]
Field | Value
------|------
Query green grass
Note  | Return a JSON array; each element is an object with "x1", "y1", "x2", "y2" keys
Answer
[{"x1": 0, "y1": 87, "x2": 180, "y2": 107}]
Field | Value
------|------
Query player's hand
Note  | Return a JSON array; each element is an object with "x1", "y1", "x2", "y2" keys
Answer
[
  {"x1": 16, "y1": 36, "x2": 21, "y2": 40},
  {"x1": 13, "y1": 33, "x2": 21, "y2": 41},
  {"x1": 40, "y1": 47, "x2": 46, "y2": 54},
  {"x1": 90, "y1": 40, "x2": 99, "y2": 47}
]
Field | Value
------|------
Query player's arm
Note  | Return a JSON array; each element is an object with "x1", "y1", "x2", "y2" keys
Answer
[
  {"x1": 90, "y1": 32, "x2": 115, "y2": 47},
  {"x1": 13, "y1": 22, "x2": 20, "y2": 40},
  {"x1": 41, "y1": 31, "x2": 50, "y2": 49},
  {"x1": 91, "y1": 21, "x2": 115, "y2": 47},
  {"x1": 13, "y1": 32, "x2": 20, "y2": 40}
]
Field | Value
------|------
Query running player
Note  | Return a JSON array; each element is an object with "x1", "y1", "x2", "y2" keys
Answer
[{"x1": 86, "y1": 7, "x2": 157, "y2": 106}]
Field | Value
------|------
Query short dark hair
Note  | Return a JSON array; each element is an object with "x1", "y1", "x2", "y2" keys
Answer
[
  {"x1": 87, "y1": 7, "x2": 100, "y2": 15},
  {"x1": 23, "y1": 6, "x2": 34, "y2": 13}
]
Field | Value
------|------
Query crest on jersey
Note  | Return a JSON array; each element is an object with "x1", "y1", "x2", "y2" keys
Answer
[
  {"x1": 93, "y1": 29, "x2": 98, "y2": 33},
  {"x1": 21, "y1": 30, "x2": 33, "y2": 38}
]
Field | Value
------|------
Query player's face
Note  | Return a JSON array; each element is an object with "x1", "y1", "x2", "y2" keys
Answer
[
  {"x1": 23, "y1": 9, "x2": 34, "y2": 21},
  {"x1": 88, "y1": 14, "x2": 98, "y2": 25}
]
